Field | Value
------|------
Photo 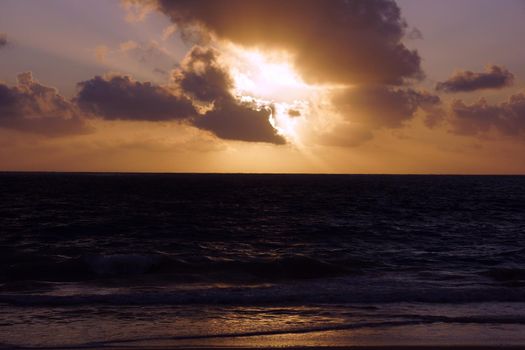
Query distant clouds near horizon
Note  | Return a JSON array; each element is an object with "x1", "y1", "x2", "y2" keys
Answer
[{"x1": 0, "y1": 0, "x2": 524, "y2": 173}]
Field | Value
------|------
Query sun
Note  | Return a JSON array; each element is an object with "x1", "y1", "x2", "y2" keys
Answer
[
  {"x1": 224, "y1": 46, "x2": 321, "y2": 143},
  {"x1": 227, "y1": 48, "x2": 312, "y2": 101}
]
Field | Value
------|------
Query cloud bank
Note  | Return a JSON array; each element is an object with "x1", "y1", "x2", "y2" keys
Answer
[
  {"x1": 143, "y1": 0, "x2": 423, "y2": 85},
  {"x1": 436, "y1": 65, "x2": 514, "y2": 93},
  {"x1": 74, "y1": 46, "x2": 285, "y2": 144},
  {"x1": 450, "y1": 93, "x2": 525, "y2": 136},
  {"x1": 334, "y1": 86, "x2": 443, "y2": 129},
  {"x1": 76, "y1": 75, "x2": 196, "y2": 121},
  {"x1": 0, "y1": 72, "x2": 89, "y2": 136}
]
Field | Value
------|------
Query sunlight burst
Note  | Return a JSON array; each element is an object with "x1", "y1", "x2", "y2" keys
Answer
[{"x1": 225, "y1": 47, "x2": 322, "y2": 144}]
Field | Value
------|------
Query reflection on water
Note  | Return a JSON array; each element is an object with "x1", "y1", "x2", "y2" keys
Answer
[{"x1": 2, "y1": 303, "x2": 525, "y2": 348}]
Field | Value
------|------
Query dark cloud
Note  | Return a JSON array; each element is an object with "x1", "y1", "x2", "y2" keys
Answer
[
  {"x1": 0, "y1": 72, "x2": 89, "y2": 136},
  {"x1": 174, "y1": 46, "x2": 286, "y2": 144},
  {"x1": 76, "y1": 47, "x2": 285, "y2": 144},
  {"x1": 450, "y1": 93, "x2": 525, "y2": 136},
  {"x1": 75, "y1": 75, "x2": 196, "y2": 121},
  {"x1": 143, "y1": 0, "x2": 423, "y2": 85},
  {"x1": 333, "y1": 86, "x2": 443, "y2": 129},
  {"x1": 172, "y1": 46, "x2": 232, "y2": 103},
  {"x1": 194, "y1": 100, "x2": 285, "y2": 144},
  {"x1": 436, "y1": 65, "x2": 514, "y2": 93},
  {"x1": 0, "y1": 32, "x2": 7, "y2": 48}
]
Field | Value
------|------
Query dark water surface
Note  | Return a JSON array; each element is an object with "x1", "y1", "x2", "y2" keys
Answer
[{"x1": 1, "y1": 173, "x2": 525, "y2": 347}]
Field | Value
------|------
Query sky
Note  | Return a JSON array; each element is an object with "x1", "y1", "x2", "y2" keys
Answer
[{"x1": 1, "y1": 0, "x2": 525, "y2": 173}]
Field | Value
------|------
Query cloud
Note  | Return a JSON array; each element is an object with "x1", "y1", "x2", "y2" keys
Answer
[
  {"x1": 172, "y1": 46, "x2": 232, "y2": 103},
  {"x1": 121, "y1": 0, "x2": 157, "y2": 22},
  {"x1": 75, "y1": 74, "x2": 196, "y2": 121},
  {"x1": 406, "y1": 27, "x2": 423, "y2": 40},
  {"x1": 450, "y1": 93, "x2": 525, "y2": 136},
  {"x1": 122, "y1": 40, "x2": 173, "y2": 67},
  {"x1": 194, "y1": 100, "x2": 285, "y2": 144},
  {"x1": 140, "y1": 0, "x2": 423, "y2": 85},
  {"x1": 0, "y1": 32, "x2": 7, "y2": 48},
  {"x1": 162, "y1": 25, "x2": 177, "y2": 41},
  {"x1": 121, "y1": 1, "x2": 430, "y2": 145},
  {"x1": 94, "y1": 40, "x2": 174, "y2": 76},
  {"x1": 174, "y1": 46, "x2": 286, "y2": 144},
  {"x1": 76, "y1": 47, "x2": 285, "y2": 144},
  {"x1": 436, "y1": 65, "x2": 514, "y2": 93},
  {"x1": 333, "y1": 86, "x2": 443, "y2": 129},
  {"x1": 119, "y1": 40, "x2": 139, "y2": 51},
  {"x1": 0, "y1": 72, "x2": 89, "y2": 136}
]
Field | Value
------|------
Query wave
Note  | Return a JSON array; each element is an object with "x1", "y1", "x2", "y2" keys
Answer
[
  {"x1": 483, "y1": 267, "x2": 525, "y2": 282},
  {"x1": 2, "y1": 281, "x2": 525, "y2": 306},
  {"x1": 1, "y1": 253, "x2": 362, "y2": 283}
]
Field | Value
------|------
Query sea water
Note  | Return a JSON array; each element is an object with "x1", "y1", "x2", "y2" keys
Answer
[{"x1": 1, "y1": 173, "x2": 525, "y2": 348}]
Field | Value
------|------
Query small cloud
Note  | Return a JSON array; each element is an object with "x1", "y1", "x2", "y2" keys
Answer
[
  {"x1": 162, "y1": 24, "x2": 177, "y2": 41},
  {"x1": 407, "y1": 27, "x2": 423, "y2": 40},
  {"x1": 288, "y1": 109, "x2": 301, "y2": 117},
  {"x1": 436, "y1": 65, "x2": 514, "y2": 93},
  {"x1": 94, "y1": 40, "x2": 175, "y2": 75},
  {"x1": 119, "y1": 40, "x2": 139, "y2": 52},
  {"x1": 153, "y1": 67, "x2": 168, "y2": 76},
  {"x1": 120, "y1": 0, "x2": 156, "y2": 22},
  {"x1": 0, "y1": 32, "x2": 7, "y2": 48}
]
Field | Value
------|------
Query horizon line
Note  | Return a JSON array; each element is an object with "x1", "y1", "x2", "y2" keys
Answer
[{"x1": 1, "y1": 171, "x2": 524, "y2": 176}]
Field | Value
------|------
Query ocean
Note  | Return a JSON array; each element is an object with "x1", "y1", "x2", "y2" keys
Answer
[{"x1": 1, "y1": 173, "x2": 525, "y2": 348}]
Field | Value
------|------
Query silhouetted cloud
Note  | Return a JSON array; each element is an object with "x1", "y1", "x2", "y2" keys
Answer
[
  {"x1": 0, "y1": 72, "x2": 89, "y2": 136},
  {"x1": 436, "y1": 65, "x2": 514, "y2": 93},
  {"x1": 194, "y1": 100, "x2": 285, "y2": 144},
  {"x1": 136, "y1": 0, "x2": 423, "y2": 85},
  {"x1": 450, "y1": 93, "x2": 525, "y2": 136},
  {"x1": 333, "y1": 86, "x2": 443, "y2": 129},
  {"x1": 172, "y1": 46, "x2": 232, "y2": 103},
  {"x1": 0, "y1": 33, "x2": 7, "y2": 48},
  {"x1": 75, "y1": 75, "x2": 196, "y2": 121},
  {"x1": 174, "y1": 46, "x2": 286, "y2": 144},
  {"x1": 76, "y1": 47, "x2": 285, "y2": 144}
]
